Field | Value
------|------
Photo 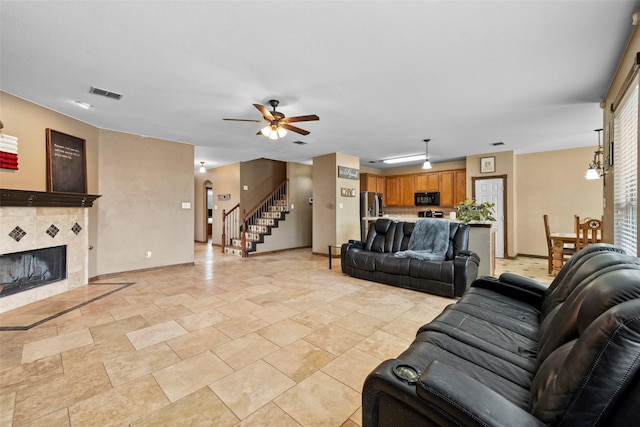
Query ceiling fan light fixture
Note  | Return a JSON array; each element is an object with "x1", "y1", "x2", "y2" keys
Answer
[{"x1": 261, "y1": 124, "x2": 287, "y2": 140}]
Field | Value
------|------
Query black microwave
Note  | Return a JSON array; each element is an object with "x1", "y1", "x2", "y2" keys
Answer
[{"x1": 414, "y1": 192, "x2": 440, "y2": 206}]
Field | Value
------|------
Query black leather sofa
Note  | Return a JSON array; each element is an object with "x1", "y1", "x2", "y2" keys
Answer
[
  {"x1": 341, "y1": 218, "x2": 480, "y2": 297},
  {"x1": 362, "y1": 244, "x2": 640, "y2": 427}
]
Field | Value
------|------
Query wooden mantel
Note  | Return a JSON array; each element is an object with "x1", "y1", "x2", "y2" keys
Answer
[{"x1": 0, "y1": 189, "x2": 101, "y2": 207}]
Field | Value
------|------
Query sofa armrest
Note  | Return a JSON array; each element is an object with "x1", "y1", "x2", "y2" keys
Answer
[
  {"x1": 453, "y1": 251, "x2": 480, "y2": 297},
  {"x1": 363, "y1": 359, "x2": 545, "y2": 427},
  {"x1": 416, "y1": 360, "x2": 546, "y2": 427},
  {"x1": 341, "y1": 241, "x2": 365, "y2": 273},
  {"x1": 471, "y1": 274, "x2": 546, "y2": 308}
]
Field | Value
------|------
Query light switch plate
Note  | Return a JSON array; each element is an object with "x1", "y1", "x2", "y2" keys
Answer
[{"x1": 181, "y1": 202, "x2": 191, "y2": 209}]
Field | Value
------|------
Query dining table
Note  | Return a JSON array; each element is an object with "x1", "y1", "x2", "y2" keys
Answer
[{"x1": 549, "y1": 232, "x2": 577, "y2": 276}]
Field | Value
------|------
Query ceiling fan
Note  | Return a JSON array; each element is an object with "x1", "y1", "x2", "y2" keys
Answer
[{"x1": 223, "y1": 99, "x2": 319, "y2": 140}]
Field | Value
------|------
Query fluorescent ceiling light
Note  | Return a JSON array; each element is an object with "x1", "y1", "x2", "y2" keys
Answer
[{"x1": 382, "y1": 154, "x2": 426, "y2": 164}]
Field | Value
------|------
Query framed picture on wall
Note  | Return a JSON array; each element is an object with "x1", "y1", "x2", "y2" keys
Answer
[
  {"x1": 480, "y1": 156, "x2": 495, "y2": 173},
  {"x1": 46, "y1": 129, "x2": 87, "y2": 193}
]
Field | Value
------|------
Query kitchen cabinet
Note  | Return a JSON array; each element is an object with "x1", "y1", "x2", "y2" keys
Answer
[
  {"x1": 399, "y1": 175, "x2": 415, "y2": 206},
  {"x1": 454, "y1": 170, "x2": 467, "y2": 206},
  {"x1": 361, "y1": 174, "x2": 385, "y2": 192},
  {"x1": 415, "y1": 173, "x2": 439, "y2": 192},
  {"x1": 439, "y1": 171, "x2": 455, "y2": 206},
  {"x1": 384, "y1": 168, "x2": 465, "y2": 207},
  {"x1": 361, "y1": 173, "x2": 386, "y2": 206},
  {"x1": 385, "y1": 176, "x2": 401, "y2": 206}
]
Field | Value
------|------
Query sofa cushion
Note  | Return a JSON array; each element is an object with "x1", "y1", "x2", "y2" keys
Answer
[
  {"x1": 377, "y1": 254, "x2": 411, "y2": 276},
  {"x1": 344, "y1": 248, "x2": 387, "y2": 272},
  {"x1": 409, "y1": 259, "x2": 454, "y2": 283},
  {"x1": 364, "y1": 218, "x2": 396, "y2": 253}
]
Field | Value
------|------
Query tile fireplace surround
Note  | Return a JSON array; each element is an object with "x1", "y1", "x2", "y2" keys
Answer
[{"x1": 1, "y1": 190, "x2": 98, "y2": 313}]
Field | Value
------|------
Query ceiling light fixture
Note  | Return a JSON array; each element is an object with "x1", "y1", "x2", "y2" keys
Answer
[
  {"x1": 422, "y1": 139, "x2": 432, "y2": 170},
  {"x1": 199, "y1": 161, "x2": 206, "y2": 173},
  {"x1": 260, "y1": 124, "x2": 287, "y2": 140},
  {"x1": 382, "y1": 154, "x2": 426, "y2": 164},
  {"x1": 74, "y1": 101, "x2": 92, "y2": 109},
  {"x1": 585, "y1": 128, "x2": 604, "y2": 180}
]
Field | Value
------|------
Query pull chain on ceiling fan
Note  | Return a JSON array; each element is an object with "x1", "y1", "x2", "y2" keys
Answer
[{"x1": 223, "y1": 99, "x2": 319, "y2": 140}]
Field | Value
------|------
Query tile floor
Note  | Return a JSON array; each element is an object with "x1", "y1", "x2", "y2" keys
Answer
[{"x1": 0, "y1": 244, "x2": 550, "y2": 426}]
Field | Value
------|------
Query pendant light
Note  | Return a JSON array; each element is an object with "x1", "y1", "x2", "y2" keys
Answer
[
  {"x1": 585, "y1": 129, "x2": 604, "y2": 180},
  {"x1": 422, "y1": 139, "x2": 432, "y2": 170},
  {"x1": 199, "y1": 161, "x2": 206, "y2": 173}
]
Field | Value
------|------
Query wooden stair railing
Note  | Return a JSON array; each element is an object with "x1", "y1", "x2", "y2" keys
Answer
[{"x1": 221, "y1": 203, "x2": 240, "y2": 253}]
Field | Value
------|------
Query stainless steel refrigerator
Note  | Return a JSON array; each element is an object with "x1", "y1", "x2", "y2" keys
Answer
[{"x1": 360, "y1": 191, "x2": 383, "y2": 240}]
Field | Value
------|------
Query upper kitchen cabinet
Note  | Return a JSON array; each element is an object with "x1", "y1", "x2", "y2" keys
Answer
[
  {"x1": 439, "y1": 171, "x2": 455, "y2": 206},
  {"x1": 454, "y1": 170, "x2": 467, "y2": 206},
  {"x1": 415, "y1": 173, "x2": 439, "y2": 192}
]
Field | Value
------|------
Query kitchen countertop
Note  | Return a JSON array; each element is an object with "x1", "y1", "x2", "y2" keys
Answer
[{"x1": 362, "y1": 216, "x2": 495, "y2": 227}]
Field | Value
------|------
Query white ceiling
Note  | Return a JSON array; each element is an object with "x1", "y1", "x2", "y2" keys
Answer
[{"x1": 1, "y1": 1, "x2": 638, "y2": 171}]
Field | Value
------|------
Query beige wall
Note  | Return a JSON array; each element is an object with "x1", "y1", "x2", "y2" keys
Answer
[
  {"x1": 1, "y1": 92, "x2": 195, "y2": 278},
  {"x1": 240, "y1": 158, "x2": 287, "y2": 210},
  {"x1": 312, "y1": 152, "x2": 360, "y2": 253},
  {"x1": 602, "y1": 21, "x2": 640, "y2": 254},
  {"x1": 516, "y1": 147, "x2": 603, "y2": 257},
  {"x1": 336, "y1": 153, "x2": 361, "y2": 245},
  {"x1": 259, "y1": 162, "x2": 313, "y2": 251},
  {"x1": 95, "y1": 130, "x2": 194, "y2": 276}
]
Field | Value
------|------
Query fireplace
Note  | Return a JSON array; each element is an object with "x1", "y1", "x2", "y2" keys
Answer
[{"x1": 0, "y1": 245, "x2": 67, "y2": 297}]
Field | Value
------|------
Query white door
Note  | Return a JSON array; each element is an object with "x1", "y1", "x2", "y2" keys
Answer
[{"x1": 475, "y1": 178, "x2": 505, "y2": 258}]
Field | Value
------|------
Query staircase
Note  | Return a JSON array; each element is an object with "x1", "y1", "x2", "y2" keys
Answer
[
  {"x1": 225, "y1": 196, "x2": 289, "y2": 256},
  {"x1": 222, "y1": 179, "x2": 289, "y2": 257}
]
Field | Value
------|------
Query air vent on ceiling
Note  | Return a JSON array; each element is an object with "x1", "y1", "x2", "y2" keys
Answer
[
  {"x1": 89, "y1": 86, "x2": 123, "y2": 100},
  {"x1": 291, "y1": 140, "x2": 308, "y2": 145},
  {"x1": 490, "y1": 141, "x2": 505, "y2": 146}
]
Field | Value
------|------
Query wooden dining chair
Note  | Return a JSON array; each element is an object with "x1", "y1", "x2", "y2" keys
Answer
[
  {"x1": 544, "y1": 214, "x2": 575, "y2": 274},
  {"x1": 576, "y1": 218, "x2": 603, "y2": 250}
]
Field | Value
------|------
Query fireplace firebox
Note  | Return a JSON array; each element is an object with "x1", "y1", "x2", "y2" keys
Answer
[{"x1": 0, "y1": 245, "x2": 67, "y2": 297}]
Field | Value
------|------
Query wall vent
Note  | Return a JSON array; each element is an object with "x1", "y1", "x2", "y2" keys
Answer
[{"x1": 89, "y1": 86, "x2": 123, "y2": 100}]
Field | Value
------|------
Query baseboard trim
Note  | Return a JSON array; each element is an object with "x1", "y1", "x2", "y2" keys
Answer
[
  {"x1": 249, "y1": 246, "x2": 312, "y2": 257},
  {"x1": 514, "y1": 253, "x2": 547, "y2": 259},
  {"x1": 89, "y1": 262, "x2": 195, "y2": 282}
]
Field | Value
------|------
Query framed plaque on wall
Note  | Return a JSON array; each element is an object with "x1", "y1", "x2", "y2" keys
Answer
[
  {"x1": 480, "y1": 156, "x2": 496, "y2": 173},
  {"x1": 46, "y1": 129, "x2": 87, "y2": 193}
]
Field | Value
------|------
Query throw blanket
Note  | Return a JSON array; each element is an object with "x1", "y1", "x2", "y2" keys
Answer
[{"x1": 394, "y1": 218, "x2": 450, "y2": 261}]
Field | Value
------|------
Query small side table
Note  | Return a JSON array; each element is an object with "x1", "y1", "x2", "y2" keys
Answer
[{"x1": 328, "y1": 244, "x2": 342, "y2": 269}]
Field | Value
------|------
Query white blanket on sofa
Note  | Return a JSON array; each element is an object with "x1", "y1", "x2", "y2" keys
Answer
[{"x1": 394, "y1": 218, "x2": 450, "y2": 261}]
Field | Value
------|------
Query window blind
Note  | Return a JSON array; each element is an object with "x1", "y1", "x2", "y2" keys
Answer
[{"x1": 613, "y1": 75, "x2": 638, "y2": 256}]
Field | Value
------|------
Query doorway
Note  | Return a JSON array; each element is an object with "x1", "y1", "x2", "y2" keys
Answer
[
  {"x1": 206, "y1": 187, "x2": 213, "y2": 240},
  {"x1": 473, "y1": 176, "x2": 506, "y2": 258}
]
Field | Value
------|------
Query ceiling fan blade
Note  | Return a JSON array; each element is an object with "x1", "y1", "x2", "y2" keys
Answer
[
  {"x1": 223, "y1": 118, "x2": 263, "y2": 122},
  {"x1": 281, "y1": 114, "x2": 319, "y2": 123},
  {"x1": 253, "y1": 103, "x2": 275, "y2": 121},
  {"x1": 281, "y1": 123, "x2": 310, "y2": 135}
]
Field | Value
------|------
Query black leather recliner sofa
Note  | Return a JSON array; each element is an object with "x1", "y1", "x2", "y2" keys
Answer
[
  {"x1": 341, "y1": 218, "x2": 480, "y2": 297},
  {"x1": 362, "y1": 244, "x2": 640, "y2": 426}
]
